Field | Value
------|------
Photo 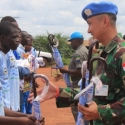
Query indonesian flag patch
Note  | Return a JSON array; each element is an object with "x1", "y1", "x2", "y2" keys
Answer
[{"x1": 122, "y1": 62, "x2": 125, "y2": 71}]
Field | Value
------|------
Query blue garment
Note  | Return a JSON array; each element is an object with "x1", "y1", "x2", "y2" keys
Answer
[
  {"x1": 0, "y1": 81, "x2": 4, "y2": 116},
  {"x1": 13, "y1": 50, "x2": 20, "y2": 60},
  {"x1": 17, "y1": 44, "x2": 25, "y2": 59},
  {"x1": 17, "y1": 44, "x2": 33, "y2": 114},
  {"x1": 26, "y1": 101, "x2": 32, "y2": 114},
  {"x1": 20, "y1": 91, "x2": 30, "y2": 113},
  {"x1": 0, "y1": 51, "x2": 10, "y2": 108},
  {"x1": 52, "y1": 47, "x2": 71, "y2": 87},
  {"x1": 18, "y1": 66, "x2": 30, "y2": 80},
  {"x1": 30, "y1": 47, "x2": 37, "y2": 58},
  {"x1": 20, "y1": 81, "x2": 32, "y2": 114},
  {"x1": 6, "y1": 50, "x2": 20, "y2": 111}
]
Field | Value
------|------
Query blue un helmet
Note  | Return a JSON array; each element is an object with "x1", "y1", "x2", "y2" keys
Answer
[{"x1": 68, "y1": 32, "x2": 84, "y2": 42}]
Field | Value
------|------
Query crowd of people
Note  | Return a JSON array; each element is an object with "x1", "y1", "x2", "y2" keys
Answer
[
  {"x1": 1, "y1": 1, "x2": 125, "y2": 125},
  {"x1": 0, "y1": 17, "x2": 44, "y2": 124}
]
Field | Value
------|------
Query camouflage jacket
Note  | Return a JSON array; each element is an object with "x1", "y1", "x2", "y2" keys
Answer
[{"x1": 56, "y1": 35, "x2": 125, "y2": 125}]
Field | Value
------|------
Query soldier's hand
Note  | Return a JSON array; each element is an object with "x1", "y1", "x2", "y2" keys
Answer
[
  {"x1": 28, "y1": 81, "x2": 59, "y2": 102},
  {"x1": 78, "y1": 101, "x2": 100, "y2": 120},
  {"x1": 59, "y1": 67, "x2": 67, "y2": 73},
  {"x1": 53, "y1": 73, "x2": 63, "y2": 82}
]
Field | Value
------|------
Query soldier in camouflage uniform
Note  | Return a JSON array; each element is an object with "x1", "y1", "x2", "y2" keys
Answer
[
  {"x1": 78, "y1": 1, "x2": 125, "y2": 125},
  {"x1": 29, "y1": 1, "x2": 125, "y2": 125},
  {"x1": 59, "y1": 31, "x2": 88, "y2": 122}
]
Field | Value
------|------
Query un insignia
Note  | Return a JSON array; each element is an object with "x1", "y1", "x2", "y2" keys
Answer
[{"x1": 84, "y1": 9, "x2": 92, "y2": 16}]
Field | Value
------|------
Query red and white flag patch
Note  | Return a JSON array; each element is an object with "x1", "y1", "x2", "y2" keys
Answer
[{"x1": 122, "y1": 62, "x2": 125, "y2": 71}]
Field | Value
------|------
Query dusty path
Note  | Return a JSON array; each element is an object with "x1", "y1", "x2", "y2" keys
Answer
[{"x1": 36, "y1": 67, "x2": 76, "y2": 125}]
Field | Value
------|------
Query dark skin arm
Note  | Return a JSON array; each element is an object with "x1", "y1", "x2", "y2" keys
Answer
[
  {"x1": 3, "y1": 107, "x2": 36, "y2": 125},
  {"x1": 0, "y1": 116, "x2": 36, "y2": 125},
  {"x1": 4, "y1": 107, "x2": 27, "y2": 117},
  {"x1": 59, "y1": 67, "x2": 81, "y2": 76},
  {"x1": 5, "y1": 107, "x2": 45, "y2": 125},
  {"x1": 5, "y1": 107, "x2": 36, "y2": 120}
]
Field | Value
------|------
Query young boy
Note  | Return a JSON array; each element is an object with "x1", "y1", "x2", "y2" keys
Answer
[{"x1": 17, "y1": 31, "x2": 33, "y2": 114}]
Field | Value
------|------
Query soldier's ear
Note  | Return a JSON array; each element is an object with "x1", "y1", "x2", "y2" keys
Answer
[{"x1": 103, "y1": 16, "x2": 110, "y2": 27}]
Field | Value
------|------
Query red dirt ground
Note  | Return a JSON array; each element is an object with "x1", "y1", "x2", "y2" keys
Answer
[{"x1": 36, "y1": 67, "x2": 76, "y2": 125}]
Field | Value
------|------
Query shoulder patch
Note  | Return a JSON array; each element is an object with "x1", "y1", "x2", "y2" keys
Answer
[
  {"x1": 75, "y1": 55, "x2": 80, "y2": 62},
  {"x1": 122, "y1": 53, "x2": 125, "y2": 71}
]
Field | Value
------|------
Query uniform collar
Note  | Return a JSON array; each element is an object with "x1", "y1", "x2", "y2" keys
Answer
[{"x1": 104, "y1": 35, "x2": 120, "y2": 53}]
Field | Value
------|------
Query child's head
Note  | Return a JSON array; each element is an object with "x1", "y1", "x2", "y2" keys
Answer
[{"x1": 24, "y1": 75, "x2": 31, "y2": 82}]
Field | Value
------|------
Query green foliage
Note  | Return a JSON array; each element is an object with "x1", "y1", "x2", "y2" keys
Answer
[
  {"x1": 33, "y1": 33, "x2": 74, "y2": 59},
  {"x1": 33, "y1": 35, "x2": 49, "y2": 52},
  {"x1": 62, "y1": 57, "x2": 71, "y2": 65}
]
